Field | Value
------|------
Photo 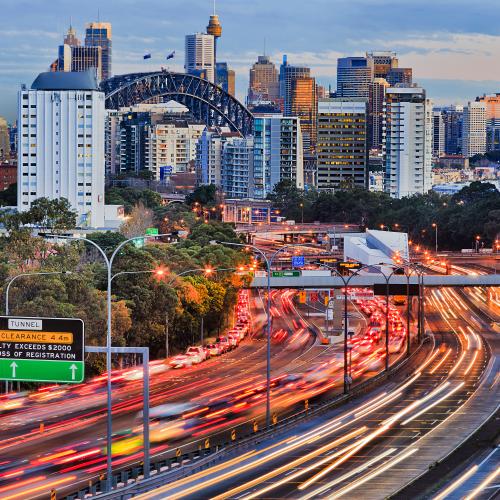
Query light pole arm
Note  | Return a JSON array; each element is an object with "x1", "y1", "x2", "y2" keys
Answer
[{"x1": 5, "y1": 271, "x2": 70, "y2": 316}]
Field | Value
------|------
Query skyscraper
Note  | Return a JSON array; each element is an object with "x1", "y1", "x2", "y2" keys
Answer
[
  {"x1": 462, "y1": 102, "x2": 487, "y2": 157},
  {"x1": 366, "y1": 51, "x2": 398, "y2": 79},
  {"x1": 253, "y1": 115, "x2": 304, "y2": 197},
  {"x1": 216, "y1": 62, "x2": 235, "y2": 96},
  {"x1": 222, "y1": 137, "x2": 254, "y2": 199},
  {"x1": 53, "y1": 25, "x2": 102, "y2": 80},
  {"x1": 0, "y1": 117, "x2": 10, "y2": 161},
  {"x1": 368, "y1": 78, "x2": 389, "y2": 150},
  {"x1": 85, "y1": 22, "x2": 112, "y2": 80},
  {"x1": 442, "y1": 106, "x2": 463, "y2": 155},
  {"x1": 279, "y1": 57, "x2": 311, "y2": 114},
  {"x1": 206, "y1": 8, "x2": 222, "y2": 64},
  {"x1": 185, "y1": 33, "x2": 215, "y2": 83},
  {"x1": 316, "y1": 98, "x2": 368, "y2": 190},
  {"x1": 433, "y1": 111, "x2": 445, "y2": 157},
  {"x1": 18, "y1": 71, "x2": 106, "y2": 226},
  {"x1": 291, "y1": 76, "x2": 317, "y2": 153},
  {"x1": 383, "y1": 87, "x2": 433, "y2": 198},
  {"x1": 248, "y1": 55, "x2": 279, "y2": 104},
  {"x1": 336, "y1": 57, "x2": 372, "y2": 98},
  {"x1": 476, "y1": 94, "x2": 500, "y2": 151},
  {"x1": 387, "y1": 67, "x2": 412, "y2": 87}
]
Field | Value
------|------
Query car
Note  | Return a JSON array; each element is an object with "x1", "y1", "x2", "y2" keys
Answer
[
  {"x1": 185, "y1": 346, "x2": 206, "y2": 363},
  {"x1": 205, "y1": 344, "x2": 222, "y2": 356},
  {"x1": 227, "y1": 334, "x2": 239, "y2": 347},
  {"x1": 169, "y1": 355, "x2": 194, "y2": 369},
  {"x1": 217, "y1": 336, "x2": 233, "y2": 351}
]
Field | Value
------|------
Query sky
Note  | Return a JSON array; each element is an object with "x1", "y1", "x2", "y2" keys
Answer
[{"x1": 2, "y1": 0, "x2": 500, "y2": 122}]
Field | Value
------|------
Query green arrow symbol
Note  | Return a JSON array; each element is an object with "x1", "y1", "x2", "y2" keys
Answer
[
  {"x1": 10, "y1": 361, "x2": 17, "y2": 378},
  {"x1": 69, "y1": 364, "x2": 77, "y2": 380}
]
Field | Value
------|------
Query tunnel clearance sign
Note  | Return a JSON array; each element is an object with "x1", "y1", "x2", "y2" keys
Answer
[{"x1": 0, "y1": 317, "x2": 84, "y2": 383}]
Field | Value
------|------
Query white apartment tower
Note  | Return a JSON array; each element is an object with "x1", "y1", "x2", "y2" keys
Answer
[
  {"x1": 462, "y1": 102, "x2": 486, "y2": 157},
  {"x1": 383, "y1": 87, "x2": 433, "y2": 199},
  {"x1": 185, "y1": 33, "x2": 215, "y2": 83},
  {"x1": 18, "y1": 71, "x2": 105, "y2": 227}
]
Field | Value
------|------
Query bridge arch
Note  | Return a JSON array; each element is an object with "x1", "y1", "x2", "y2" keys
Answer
[{"x1": 102, "y1": 71, "x2": 254, "y2": 136}]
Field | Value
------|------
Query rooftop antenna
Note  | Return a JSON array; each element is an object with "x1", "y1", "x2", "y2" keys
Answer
[{"x1": 213, "y1": 0, "x2": 216, "y2": 15}]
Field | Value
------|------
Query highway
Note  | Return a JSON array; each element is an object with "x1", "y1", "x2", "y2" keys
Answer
[
  {"x1": 0, "y1": 286, "x2": 409, "y2": 499},
  {"x1": 135, "y1": 273, "x2": 497, "y2": 499}
]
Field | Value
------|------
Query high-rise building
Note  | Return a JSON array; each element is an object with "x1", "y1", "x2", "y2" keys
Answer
[
  {"x1": 206, "y1": 8, "x2": 222, "y2": 64},
  {"x1": 222, "y1": 137, "x2": 254, "y2": 199},
  {"x1": 462, "y1": 102, "x2": 486, "y2": 157},
  {"x1": 196, "y1": 115, "x2": 303, "y2": 199},
  {"x1": 383, "y1": 86, "x2": 433, "y2": 198},
  {"x1": 0, "y1": 117, "x2": 10, "y2": 161},
  {"x1": 216, "y1": 62, "x2": 235, "y2": 95},
  {"x1": 248, "y1": 55, "x2": 279, "y2": 104},
  {"x1": 85, "y1": 22, "x2": 112, "y2": 80},
  {"x1": 18, "y1": 71, "x2": 105, "y2": 226},
  {"x1": 291, "y1": 76, "x2": 317, "y2": 153},
  {"x1": 279, "y1": 57, "x2": 311, "y2": 114},
  {"x1": 185, "y1": 33, "x2": 215, "y2": 83},
  {"x1": 316, "y1": 98, "x2": 368, "y2": 190},
  {"x1": 366, "y1": 51, "x2": 398, "y2": 79},
  {"x1": 146, "y1": 119, "x2": 206, "y2": 178},
  {"x1": 433, "y1": 111, "x2": 445, "y2": 157},
  {"x1": 368, "y1": 78, "x2": 389, "y2": 150},
  {"x1": 316, "y1": 85, "x2": 328, "y2": 99},
  {"x1": 336, "y1": 57, "x2": 372, "y2": 98},
  {"x1": 387, "y1": 67, "x2": 412, "y2": 87},
  {"x1": 118, "y1": 112, "x2": 151, "y2": 174},
  {"x1": 197, "y1": 127, "x2": 237, "y2": 186},
  {"x1": 476, "y1": 94, "x2": 500, "y2": 151},
  {"x1": 253, "y1": 115, "x2": 304, "y2": 197},
  {"x1": 442, "y1": 106, "x2": 463, "y2": 155}
]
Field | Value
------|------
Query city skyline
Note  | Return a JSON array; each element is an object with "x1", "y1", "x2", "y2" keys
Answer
[{"x1": 2, "y1": 0, "x2": 500, "y2": 121}]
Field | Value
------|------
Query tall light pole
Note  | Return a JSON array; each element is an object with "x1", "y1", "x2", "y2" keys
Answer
[
  {"x1": 46, "y1": 233, "x2": 169, "y2": 492},
  {"x1": 5, "y1": 271, "x2": 72, "y2": 316},
  {"x1": 432, "y1": 223, "x2": 438, "y2": 254}
]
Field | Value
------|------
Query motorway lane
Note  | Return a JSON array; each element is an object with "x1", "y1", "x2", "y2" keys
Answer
[
  {"x1": 0, "y1": 289, "x2": 346, "y2": 499},
  {"x1": 136, "y1": 285, "x2": 492, "y2": 500}
]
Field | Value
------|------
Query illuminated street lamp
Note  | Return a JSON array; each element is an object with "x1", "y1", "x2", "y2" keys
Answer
[{"x1": 432, "y1": 223, "x2": 438, "y2": 254}]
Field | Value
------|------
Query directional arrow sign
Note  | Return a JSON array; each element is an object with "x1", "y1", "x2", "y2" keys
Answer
[{"x1": 0, "y1": 316, "x2": 84, "y2": 383}]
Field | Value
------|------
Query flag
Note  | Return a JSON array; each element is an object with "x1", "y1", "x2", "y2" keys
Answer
[
  {"x1": 143, "y1": 53, "x2": 152, "y2": 60},
  {"x1": 166, "y1": 50, "x2": 175, "y2": 60}
]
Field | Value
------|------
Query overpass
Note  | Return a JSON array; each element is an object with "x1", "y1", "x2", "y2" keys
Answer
[{"x1": 250, "y1": 273, "x2": 500, "y2": 288}]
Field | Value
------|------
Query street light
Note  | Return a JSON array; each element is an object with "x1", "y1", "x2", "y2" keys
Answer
[
  {"x1": 45, "y1": 232, "x2": 170, "y2": 492},
  {"x1": 432, "y1": 223, "x2": 438, "y2": 254},
  {"x1": 210, "y1": 241, "x2": 310, "y2": 428},
  {"x1": 300, "y1": 202, "x2": 304, "y2": 224},
  {"x1": 5, "y1": 270, "x2": 72, "y2": 316},
  {"x1": 475, "y1": 235, "x2": 481, "y2": 253}
]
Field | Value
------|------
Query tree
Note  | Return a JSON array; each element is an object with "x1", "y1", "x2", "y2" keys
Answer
[
  {"x1": 120, "y1": 203, "x2": 154, "y2": 238},
  {"x1": 185, "y1": 184, "x2": 217, "y2": 206},
  {"x1": 105, "y1": 187, "x2": 162, "y2": 213},
  {"x1": 23, "y1": 197, "x2": 77, "y2": 230}
]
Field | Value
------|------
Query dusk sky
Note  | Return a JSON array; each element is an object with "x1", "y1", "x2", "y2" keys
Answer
[{"x1": 2, "y1": 0, "x2": 500, "y2": 122}]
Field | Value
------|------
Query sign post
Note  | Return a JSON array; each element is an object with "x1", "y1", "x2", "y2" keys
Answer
[{"x1": 0, "y1": 317, "x2": 84, "y2": 383}]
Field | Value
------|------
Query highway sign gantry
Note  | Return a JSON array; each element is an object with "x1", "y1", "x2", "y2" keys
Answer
[{"x1": 0, "y1": 316, "x2": 84, "y2": 383}]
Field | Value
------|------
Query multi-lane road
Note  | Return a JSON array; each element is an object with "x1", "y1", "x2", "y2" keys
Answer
[
  {"x1": 0, "y1": 261, "x2": 498, "y2": 499},
  {"x1": 136, "y1": 275, "x2": 498, "y2": 500}
]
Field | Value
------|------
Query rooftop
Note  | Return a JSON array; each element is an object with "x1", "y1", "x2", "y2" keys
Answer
[{"x1": 31, "y1": 70, "x2": 99, "y2": 91}]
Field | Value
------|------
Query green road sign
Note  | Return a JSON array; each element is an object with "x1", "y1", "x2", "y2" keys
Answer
[
  {"x1": 133, "y1": 237, "x2": 145, "y2": 248},
  {"x1": 0, "y1": 359, "x2": 84, "y2": 383},
  {"x1": 0, "y1": 316, "x2": 84, "y2": 383},
  {"x1": 272, "y1": 271, "x2": 301, "y2": 277},
  {"x1": 145, "y1": 227, "x2": 159, "y2": 236}
]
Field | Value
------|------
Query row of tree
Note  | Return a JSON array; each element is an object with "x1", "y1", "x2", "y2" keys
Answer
[
  {"x1": 268, "y1": 180, "x2": 500, "y2": 250},
  {"x1": 0, "y1": 194, "x2": 249, "y2": 376}
]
